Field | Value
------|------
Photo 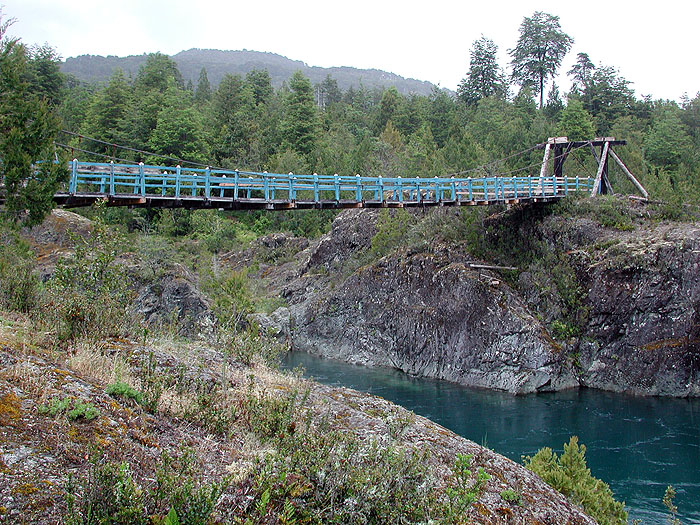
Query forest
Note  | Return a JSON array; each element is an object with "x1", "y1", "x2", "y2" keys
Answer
[{"x1": 2, "y1": 9, "x2": 699, "y2": 231}]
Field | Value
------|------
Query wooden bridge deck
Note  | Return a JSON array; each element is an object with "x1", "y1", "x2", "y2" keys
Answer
[{"x1": 40, "y1": 160, "x2": 595, "y2": 210}]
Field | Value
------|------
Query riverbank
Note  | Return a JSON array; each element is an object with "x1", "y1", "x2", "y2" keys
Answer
[
  {"x1": 0, "y1": 311, "x2": 598, "y2": 523},
  {"x1": 282, "y1": 349, "x2": 700, "y2": 523}
]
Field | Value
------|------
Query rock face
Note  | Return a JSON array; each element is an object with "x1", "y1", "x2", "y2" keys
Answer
[
  {"x1": 259, "y1": 203, "x2": 700, "y2": 396},
  {"x1": 131, "y1": 262, "x2": 215, "y2": 337},
  {"x1": 575, "y1": 224, "x2": 700, "y2": 395},
  {"x1": 291, "y1": 250, "x2": 575, "y2": 394}
]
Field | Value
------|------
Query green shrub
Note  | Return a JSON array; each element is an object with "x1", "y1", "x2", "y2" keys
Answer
[
  {"x1": 251, "y1": 430, "x2": 435, "y2": 523},
  {"x1": 66, "y1": 461, "x2": 147, "y2": 525},
  {"x1": 68, "y1": 400, "x2": 99, "y2": 421},
  {"x1": 500, "y1": 488, "x2": 521, "y2": 505},
  {"x1": 443, "y1": 453, "x2": 491, "y2": 520},
  {"x1": 370, "y1": 209, "x2": 414, "y2": 258},
  {"x1": 66, "y1": 451, "x2": 226, "y2": 525},
  {"x1": 106, "y1": 381, "x2": 143, "y2": 404},
  {"x1": 41, "y1": 217, "x2": 134, "y2": 341},
  {"x1": 0, "y1": 227, "x2": 39, "y2": 312},
  {"x1": 153, "y1": 449, "x2": 228, "y2": 525},
  {"x1": 524, "y1": 436, "x2": 627, "y2": 525},
  {"x1": 39, "y1": 397, "x2": 98, "y2": 421},
  {"x1": 38, "y1": 397, "x2": 71, "y2": 417}
]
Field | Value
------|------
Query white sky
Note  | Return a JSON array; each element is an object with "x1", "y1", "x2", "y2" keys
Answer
[{"x1": 3, "y1": 0, "x2": 698, "y2": 101}]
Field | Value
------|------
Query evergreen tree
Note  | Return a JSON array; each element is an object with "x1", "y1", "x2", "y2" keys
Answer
[
  {"x1": 376, "y1": 87, "x2": 401, "y2": 134},
  {"x1": 568, "y1": 52, "x2": 595, "y2": 97},
  {"x1": 457, "y1": 36, "x2": 507, "y2": 106},
  {"x1": 246, "y1": 69, "x2": 273, "y2": 106},
  {"x1": 281, "y1": 71, "x2": 318, "y2": 158},
  {"x1": 194, "y1": 67, "x2": 211, "y2": 105},
  {"x1": 26, "y1": 44, "x2": 64, "y2": 107},
  {"x1": 544, "y1": 82, "x2": 564, "y2": 120},
  {"x1": 130, "y1": 53, "x2": 184, "y2": 152},
  {"x1": 0, "y1": 12, "x2": 66, "y2": 225},
  {"x1": 586, "y1": 65, "x2": 635, "y2": 134},
  {"x1": 81, "y1": 69, "x2": 133, "y2": 155},
  {"x1": 147, "y1": 80, "x2": 209, "y2": 163},
  {"x1": 558, "y1": 99, "x2": 595, "y2": 140},
  {"x1": 644, "y1": 106, "x2": 693, "y2": 171},
  {"x1": 319, "y1": 74, "x2": 342, "y2": 106},
  {"x1": 509, "y1": 11, "x2": 573, "y2": 109},
  {"x1": 428, "y1": 87, "x2": 455, "y2": 148},
  {"x1": 211, "y1": 74, "x2": 258, "y2": 166}
]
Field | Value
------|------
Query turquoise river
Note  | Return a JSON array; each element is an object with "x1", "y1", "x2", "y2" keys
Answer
[{"x1": 282, "y1": 351, "x2": 700, "y2": 523}]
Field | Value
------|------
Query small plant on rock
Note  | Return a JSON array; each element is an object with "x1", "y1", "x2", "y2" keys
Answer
[{"x1": 106, "y1": 381, "x2": 143, "y2": 404}]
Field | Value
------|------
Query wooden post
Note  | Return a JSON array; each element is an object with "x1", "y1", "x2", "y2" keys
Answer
[
  {"x1": 539, "y1": 142, "x2": 551, "y2": 196},
  {"x1": 590, "y1": 142, "x2": 610, "y2": 197},
  {"x1": 609, "y1": 148, "x2": 649, "y2": 199}
]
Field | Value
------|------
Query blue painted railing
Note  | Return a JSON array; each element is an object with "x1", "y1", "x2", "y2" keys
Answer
[{"x1": 61, "y1": 160, "x2": 595, "y2": 205}]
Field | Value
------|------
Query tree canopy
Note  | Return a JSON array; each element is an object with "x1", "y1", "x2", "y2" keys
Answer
[
  {"x1": 0, "y1": 12, "x2": 66, "y2": 226},
  {"x1": 510, "y1": 11, "x2": 573, "y2": 109}
]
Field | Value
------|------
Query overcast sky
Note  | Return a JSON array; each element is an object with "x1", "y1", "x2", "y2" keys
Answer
[{"x1": 3, "y1": 0, "x2": 698, "y2": 101}]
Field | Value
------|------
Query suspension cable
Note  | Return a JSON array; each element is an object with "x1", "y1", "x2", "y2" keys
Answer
[{"x1": 58, "y1": 130, "x2": 214, "y2": 169}]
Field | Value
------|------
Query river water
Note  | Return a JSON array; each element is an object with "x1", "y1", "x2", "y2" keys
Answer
[{"x1": 281, "y1": 351, "x2": 700, "y2": 523}]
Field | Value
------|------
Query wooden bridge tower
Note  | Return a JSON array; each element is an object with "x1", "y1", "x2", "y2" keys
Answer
[{"x1": 537, "y1": 137, "x2": 648, "y2": 199}]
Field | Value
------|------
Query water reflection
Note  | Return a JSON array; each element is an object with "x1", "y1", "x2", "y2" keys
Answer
[{"x1": 282, "y1": 351, "x2": 700, "y2": 523}]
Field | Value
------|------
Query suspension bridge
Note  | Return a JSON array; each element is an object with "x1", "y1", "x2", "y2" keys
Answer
[{"x1": 2, "y1": 136, "x2": 648, "y2": 210}]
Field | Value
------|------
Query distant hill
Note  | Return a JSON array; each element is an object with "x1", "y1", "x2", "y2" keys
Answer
[{"x1": 61, "y1": 48, "x2": 438, "y2": 96}]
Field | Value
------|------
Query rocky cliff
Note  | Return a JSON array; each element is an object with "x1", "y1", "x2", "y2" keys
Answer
[{"x1": 249, "y1": 199, "x2": 700, "y2": 396}]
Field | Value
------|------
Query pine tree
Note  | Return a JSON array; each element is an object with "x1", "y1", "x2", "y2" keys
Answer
[
  {"x1": 558, "y1": 99, "x2": 594, "y2": 140},
  {"x1": 281, "y1": 71, "x2": 318, "y2": 158},
  {"x1": 0, "y1": 11, "x2": 66, "y2": 226},
  {"x1": 457, "y1": 36, "x2": 507, "y2": 106},
  {"x1": 81, "y1": 69, "x2": 133, "y2": 155},
  {"x1": 194, "y1": 67, "x2": 211, "y2": 105}
]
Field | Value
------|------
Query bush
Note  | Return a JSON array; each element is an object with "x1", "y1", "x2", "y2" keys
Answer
[
  {"x1": 66, "y1": 462, "x2": 147, "y2": 525},
  {"x1": 40, "y1": 216, "x2": 134, "y2": 341},
  {"x1": 106, "y1": 381, "x2": 143, "y2": 405},
  {"x1": 0, "y1": 227, "x2": 39, "y2": 312},
  {"x1": 38, "y1": 397, "x2": 99, "y2": 421},
  {"x1": 524, "y1": 436, "x2": 627, "y2": 525},
  {"x1": 66, "y1": 450, "x2": 227, "y2": 525}
]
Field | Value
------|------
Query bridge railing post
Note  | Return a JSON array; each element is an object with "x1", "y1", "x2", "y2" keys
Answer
[
  {"x1": 263, "y1": 172, "x2": 269, "y2": 201},
  {"x1": 355, "y1": 174, "x2": 361, "y2": 201},
  {"x1": 204, "y1": 167, "x2": 211, "y2": 199},
  {"x1": 313, "y1": 173, "x2": 319, "y2": 202},
  {"x1": 397, "y1": 176, "x2": 403, "y2": 202},
  {"x1": 378, "y1": 175, "x2": 383, "y2": 202},
  {"x1": 552, "y1": 174, "x2": 557, "y2": 196},
  {"x1": 110, "y1": 161, "x2": 115, "y2": 195},
  {"x1": 175, "y1": 165, "x2": 181, "y2": 198},
  {"x1": 434, "y1": 176, "x2": 439, "y2": 202},
  {"x1": 234, "y1": 170, "x2": 239, "y2": 200},
  {"x1": 450, "y1": 176, "x2": 456, "y2": 201},
  {"x1": 70, "y1": 158, "x2": 78, "y2": 194},
  {"x1": 139, "y1": 162, "x2": 145, "y2": 195},
  {"x1": 334, "y1": 174, "x2": 340, "y2": 201}
]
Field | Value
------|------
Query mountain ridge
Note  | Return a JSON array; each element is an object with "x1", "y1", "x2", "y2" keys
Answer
[{"x1": 61, "y1": 48, "x2": 439, "y2": 95}]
